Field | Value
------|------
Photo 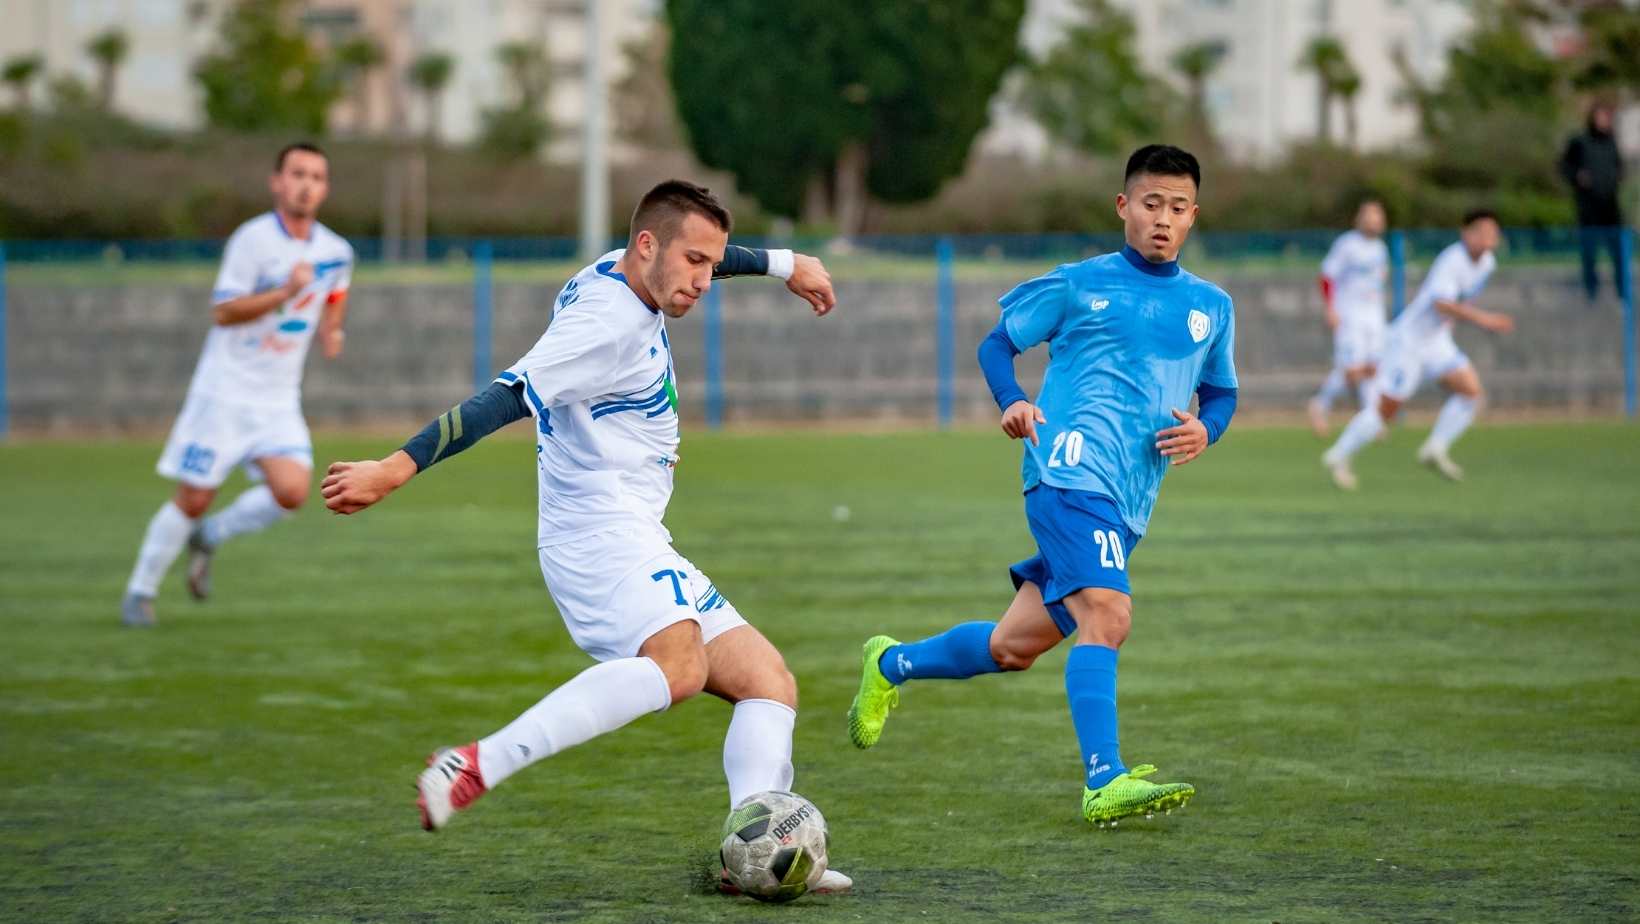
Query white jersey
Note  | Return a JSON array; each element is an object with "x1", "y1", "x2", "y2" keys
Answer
[
  {"x1": 187, "y1": 212, "x2": 354, "y2": 409},
  {"x1": 1392, "y1": 241, "x2": 1496, "y2": 342},
  {"x1": 1320, "y1": 230, "x2": 1389, "y2": 324},
  {"x1": 500, "y1": 251, "x2": 681, "y2": 548}
]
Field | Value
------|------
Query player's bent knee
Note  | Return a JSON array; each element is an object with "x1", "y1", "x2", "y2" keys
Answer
[
  {"x1": 660, "y1": 654, "x2": 708, "y2": 704},
  {"x1": 271, "y1": 484, "x2": 308, "y2": 510},
  {"x1": 173, "y1": 485, "x2": 214, "y2": 519},
  {"x1": 988, "y1": 637, "x2": 1041, "y2": 672}
]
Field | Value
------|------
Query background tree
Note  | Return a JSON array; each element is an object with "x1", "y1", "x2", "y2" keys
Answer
[
  {"x1": 1170, "y1": 40, "x2": 1225, "y2": 149},
  {"x1": 195, "y1": 0, "x2": 338, "y2": 134},
  {"x1": 667, "y1": 0, "x2": 1026, "y2": 234},
  {"x1": 479, "y1": 41, "x2": 549, "y2": 157},
  {"x1": 1569, "y1": 2, "x2": 1640, "y2": 96},
  {"x1": 86, "y1": 29, "x2": 129, "y2": 112},
  {"x1": 1298, "y1": 36, "x2": 1356, "y2": 145},
  {"x1": 334, "y1": 35, "x2": 385, "y2": 133},
  {"x1": 408, "y1": 52, "x2": 454, "y2": 143},
  {"x1": 1019, "y1": 0, "x2": 1170, "y2": 159},
  {"x1": 3, "y1": 55, "x2": 44, "y2": 111}
]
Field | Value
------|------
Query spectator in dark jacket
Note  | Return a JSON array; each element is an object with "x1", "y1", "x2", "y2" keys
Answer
[{"x1": 1559, "y1": 103, "x2": 1628, "y2": 302}]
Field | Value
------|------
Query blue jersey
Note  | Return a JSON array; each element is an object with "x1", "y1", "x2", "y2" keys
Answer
[{"x1": 999, "y1": 250, "x2": 1238, "y2": 535}]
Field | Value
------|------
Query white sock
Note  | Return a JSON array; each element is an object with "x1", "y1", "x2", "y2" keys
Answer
[
  {"x1": 476, "y1": 656, "x2": 671, "y2": 788},
  {"x1": 1356, "y1": 376, "x2": 1380, "y2": 410},
  {"x1": 200, "y1": 485, "x2": 289, "y2": 547},
  {"x1": 1324, "y1": 406, "x2": 1385, "y2": 465},
  {"x1": 1313, "y1": 368, "x2": 1348, "y2": 411},
  {"x1": 723, "y1": 698, "x2": 797, "y2": 807},
  {"x1": 1424, "y1": 394, "x2": 1478, "y2": 455},
  {"x1": 125, "y1": 501, "x2": 197, "y2": 597}
]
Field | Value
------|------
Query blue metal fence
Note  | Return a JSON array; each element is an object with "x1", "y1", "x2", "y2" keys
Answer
[{"x1": 1, "y1": 228, "x2": 1635, "y2": 435}]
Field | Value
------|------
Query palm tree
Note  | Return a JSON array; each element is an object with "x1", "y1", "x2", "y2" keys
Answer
[
  {"x1": 408, "y1": 52, "x2": 454, "y2": 143},
  {"x1": 335, "y1": 35, "x2": 385, "y2": 133},
  {"x1": 495, "y1": 41, "x2": 547, "y2": 107},
  {"x1": 2, "y1": 54, "x2": 44, "y2": 111},
  {"x1": 1171, "y1": 41, "x2": 1225, "y2": 144},
  {"x1": 1298, "y1": 35, "x2": 1358, "y2": 145},
  {"x1": 1335, "y1": 68, "x2": 1362, "y2": 147},
  {"x1": 86, "y1": 29, "x2": 129, "y2": 111}
]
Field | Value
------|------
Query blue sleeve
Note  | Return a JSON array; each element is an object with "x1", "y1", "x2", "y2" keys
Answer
[
  {"x1": 977, "y1": 322, "x2": 1027, "y2": 411},
  {"x1": 1196, "y1": 383, "x2": 1237, "y2": 445},
  {"x1": 1201, "y1": 301, "x2": 1238, "y2": 388},
  {"x1": 998, "y1": 269, "x2": 1071, "y2": 352},
  {"x1": 713, "y1": 245, "x2": 768, "y2": 279},
  {"x1": 400, "y1": 381, "x2": 531, "y2": 471}
]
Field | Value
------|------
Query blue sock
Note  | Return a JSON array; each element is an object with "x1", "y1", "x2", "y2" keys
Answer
[
  {"x1": 879, "y1": 621, "x2": 1002, "y2": 684},
  {"x1": 1066, "y1": 644, "x2": 1125, "y2": 789}
]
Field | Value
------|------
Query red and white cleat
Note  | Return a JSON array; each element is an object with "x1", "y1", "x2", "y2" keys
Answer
[
  {"x1": 718, "y1": 866, "x2": 852, "y2": 896},
  {"x1": 417, "y1": 743, "x2": 486, "y2": 831}
]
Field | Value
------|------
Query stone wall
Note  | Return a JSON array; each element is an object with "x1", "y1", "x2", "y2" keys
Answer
[{"x1": 6, "y1": 266, "x2": 1630, "y2": 433}]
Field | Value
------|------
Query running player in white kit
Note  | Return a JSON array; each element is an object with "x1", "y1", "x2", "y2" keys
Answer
[
  {"x1": 121, "y1": 143, "x2": 353, "y2": 627},
  {"x1": 1307, "y1": 200, "x2": 1389, "y2": 436},
  {"x1": 319, "y1": 180, "x2": 853, "y2": 891},
  {"x1": 1322, "y1": 209, "x2": 1514, "y2": 490}
]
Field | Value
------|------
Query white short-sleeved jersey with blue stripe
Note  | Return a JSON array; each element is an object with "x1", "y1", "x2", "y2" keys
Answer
[
  {"x1": 1320, "y1": 230, "x2": 1389, "y2": 323},
  {"x1": 499, "y1": 251, "x2": 682, "y2": 548},
  {"x1": 187, "y1": 212, "x2": 353, "y2": 408},
  {"x1": 1000, "y1": 251, "x2": 1237, "y2": 536},
  {"x1": 1392, "y1": 241, "x2": 1496, "y2": 342}
]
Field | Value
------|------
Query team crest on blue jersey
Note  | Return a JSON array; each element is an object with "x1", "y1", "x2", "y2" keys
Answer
[{"x1": 1187, "y1": 309, "x2": 1210, "y2": 343}]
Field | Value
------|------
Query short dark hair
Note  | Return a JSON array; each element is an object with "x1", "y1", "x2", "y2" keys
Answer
[
  {"x1": 275, "y1": 141, "x2": 327, "y2": 172},
  {"x1": 1124, "y1": 144, "x2": 1201, "y2": 191},
  {"x1": 629, "y1": 180, "x2": 732, "y2": 248},
  {"x1": 1461, "y1": 207, "x2": 1499, "y2": 227}
]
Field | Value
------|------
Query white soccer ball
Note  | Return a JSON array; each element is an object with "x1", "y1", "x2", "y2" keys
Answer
[{"x1": 719, "y1": 790, "x2": 830, "y2": 902}]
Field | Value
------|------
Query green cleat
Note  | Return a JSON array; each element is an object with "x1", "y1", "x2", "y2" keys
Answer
[
  {"x1": 1082, "y1": 764, "x2": 1195, "y2": 827},
  {"x1": 846, "y1": 635, "x2": 901, "y2": 749}
]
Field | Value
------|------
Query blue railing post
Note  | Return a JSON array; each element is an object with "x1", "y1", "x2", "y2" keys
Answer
[
  {"x1": 0, "y1": 243, "x2": 7, "y2": 440},
  {"x1": 936, "y1": 236, "x2": 955, "y2": 429},
  {"x1": 1622, "y1": 227, "x2": 1636, "y2": 419},
  {"x1": 473, "y1": 241, "x2": 493, "y2": 394},
  {"x1": 1388, "y1": 230, "x2": 1406, "y2": 318},
  {"x1": 704, "y1": 283, "x2": 723, "y2": 430}
]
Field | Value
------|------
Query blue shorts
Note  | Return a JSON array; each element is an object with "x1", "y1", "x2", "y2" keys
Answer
[{"x1": 1008, "y1": 485, "x2": 1141, "y2": 638}]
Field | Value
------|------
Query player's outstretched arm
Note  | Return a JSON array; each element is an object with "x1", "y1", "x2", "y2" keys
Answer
[
  {"x1": 713, "y1": 246, "x2": 836, "y2": 315},
  {"x1": 1435, "y1": 299, "x2": 1514, "y2": 334},
  {"x1": 322, "y1": 381, "x2": 531, "y2": 514}
]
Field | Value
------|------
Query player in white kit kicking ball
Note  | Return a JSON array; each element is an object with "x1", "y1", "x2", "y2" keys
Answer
[
  {"x1": 1322, "y1": 209, "x2": 1514, "y2": 490},
  {"x1": 1307, "y1": 200, "x2": 1390, "y2": 436},
  {"x1": 320, "y1": 180, "x2": 852, "y2": 892},
  {"x1": 121, "y1": 142, "x2": 353, "y2": 627}
]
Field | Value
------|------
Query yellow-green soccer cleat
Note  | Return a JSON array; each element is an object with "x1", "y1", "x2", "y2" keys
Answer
[
  {"x1": 846, "y1": 635, "x2": 901, "y2": 749},
  {"x1": 1081, "y1": 764, "x2": 1195, "y2": 827}
]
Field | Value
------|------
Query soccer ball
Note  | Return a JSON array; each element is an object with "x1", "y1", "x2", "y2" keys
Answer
[{"x1": 719, "y1": 790, "x2": 830, "y2": 902}]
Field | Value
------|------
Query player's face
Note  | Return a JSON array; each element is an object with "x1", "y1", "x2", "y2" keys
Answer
[
  {"x1": 270, "y1": 150, "x2": 330, "y2": 219},
  {"x1": 1462, "y1": 218, "x2": 1500, "y2": 258},
  {"x1": 1116, "y1": 173, "x2": 1199, "y2": 264},
  {"x1": 641, "y1": 212, "x2": 728, "y2": 319},
  {"x1": 1356, "y1": 202, "x2": 1387, "y2": 237}
]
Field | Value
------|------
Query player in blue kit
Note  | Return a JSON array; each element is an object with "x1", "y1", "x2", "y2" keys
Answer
[{"x1": 846, "y1": 146, "x2": 1238, "y2": 826}]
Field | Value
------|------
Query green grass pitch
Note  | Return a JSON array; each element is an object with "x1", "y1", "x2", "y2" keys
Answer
[{"x1": 2, "y1": 424, "x2": 1637, "y2": 922}]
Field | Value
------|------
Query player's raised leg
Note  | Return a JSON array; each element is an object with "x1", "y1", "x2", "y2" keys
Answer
[
  {"x1": 1060, "y1": 587, "x2": 1194, "y2": 826},
  {"x1": 1418, "y1": 365, "x2": 1483, "y2": 481},
  {"x1": 418, "y1": 619, "x2": 695, "y2": 831},
  {"x1": 187, "y1": 456, "x2": 309, "y2": 600},
  {"x1": 848, "y1": 582, "x2": 1060, "y2": 749},
  {"x1": 123, "y1": 482, "x2": 215, "y2": 626}
]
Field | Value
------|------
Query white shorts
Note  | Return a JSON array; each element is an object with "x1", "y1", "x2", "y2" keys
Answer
[
  {"x1": 538, "y1": 527, "x2": 749, "y2": 662},
  {"x1": 1333, "y1": 316, "x2": 1386, "y2": 369},
  {"x1": 1374, "y1": 331, "x2": 1470, "y2": 402},
  {"x1": 156, "y1": 394, "x2": 313, "y2": 488}
]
